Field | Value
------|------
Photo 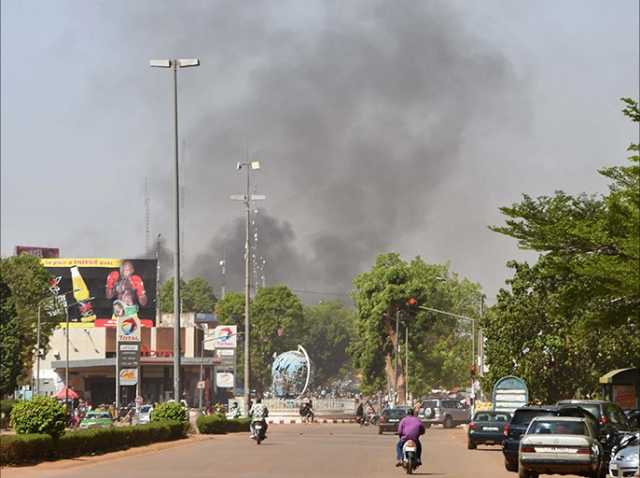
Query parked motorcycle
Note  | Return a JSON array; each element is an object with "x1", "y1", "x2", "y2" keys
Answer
[{"x1": 401, "y1": 439, "x2": 419, "y2": 474}]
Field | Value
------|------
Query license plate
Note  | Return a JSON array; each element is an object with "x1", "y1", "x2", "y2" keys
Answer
[
  {"x1": 389, "y1": 419, "x2": 399, "y2": 423},
  {"x1": 255, "y1": 425, "x2": 262, "y2": 429},
  {"x1": 483, "y1": 427, "x2": 499, "y2": 431},
  {"x1": 404, "y1": 447, "x2": 416, "y2": 452},
  {"x1": 534, "y1": 447, "x2": 576, "y2": 453}
]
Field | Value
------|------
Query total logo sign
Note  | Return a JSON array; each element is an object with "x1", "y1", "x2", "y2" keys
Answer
[
  {"x1": 213, "y1": 325, "x2": 237, "y2": 349},
  {"x1": 117, "y1": 316, "x2": 141, "y2": 342}
]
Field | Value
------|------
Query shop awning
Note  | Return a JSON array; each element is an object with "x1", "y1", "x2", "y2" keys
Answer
[{"x1": 599, "y1": 368, "x2": 638, "y2": 384}]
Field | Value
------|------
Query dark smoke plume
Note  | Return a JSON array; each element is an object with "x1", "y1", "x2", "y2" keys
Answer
[{"x1": 139, "y1": 1, "x2": 525, "y2": 297}]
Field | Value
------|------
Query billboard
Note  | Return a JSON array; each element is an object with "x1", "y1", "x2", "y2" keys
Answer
[
  {"x1": 204, "y1": 325, "x2": 237, "y2": 350},
  {"x1": 16, "y1": 246, "x2": 60, "y2": 258},
  {"x1": 42, "y1": 258, "x2": 157, "y2": 328}
]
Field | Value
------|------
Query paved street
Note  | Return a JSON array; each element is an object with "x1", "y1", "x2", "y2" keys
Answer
[{"x1": 2, "y1": 424, "x2": 585, "y2": 478}]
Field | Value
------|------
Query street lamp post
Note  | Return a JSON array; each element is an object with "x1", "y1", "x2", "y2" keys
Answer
[
  {"x1": 418, "y1": 305, "x2": 477, "y2": 406},
  {"x1": 150, "y1": 58, "x2": 200, "y2": 402},
  {"x1": 231, "y1": 160, "x2": 265, "y2": 415}
]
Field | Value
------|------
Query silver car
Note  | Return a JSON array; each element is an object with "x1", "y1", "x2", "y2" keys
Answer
[
  {"x1": 519, "y1": 416, "x2": 605, "y2": 478},
  {"x1": 137, "y1": 404, "x2": 153, "y2": 424},
  {"x1": 419, "y1": 398, "x2": 471, "y2": 428},
  {"x1": 608, "y1": 432, "x2": 639, "y2": 478}
]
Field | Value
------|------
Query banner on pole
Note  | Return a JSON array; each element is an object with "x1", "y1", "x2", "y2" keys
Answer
[
  {"x1": 216, "y1": 372, "x2": 234, "y2": 388},
  {"x1": 118, "y1": 343, "x2": 140, "y2": 368},
  {"x1": 205, "y1": 325, "x2": 237, "y2": 350},
  {"x1": 119, "y1": 368, "x2": 138, "y2": 386}
]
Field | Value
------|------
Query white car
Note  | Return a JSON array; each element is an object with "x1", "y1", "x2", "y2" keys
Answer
[
  {"x1": 518, "y1": 416, "x2": 605, "y2": 478},
  {"x1": 608, "y1": 432, "x2": 639, "y2": 478}
]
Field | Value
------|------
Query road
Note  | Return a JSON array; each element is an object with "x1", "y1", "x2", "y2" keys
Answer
[{"x1": 3, "y1": 424, "x2": 585, "y2": 478}]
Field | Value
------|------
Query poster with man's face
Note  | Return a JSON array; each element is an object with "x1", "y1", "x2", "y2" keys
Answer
[{"x1": 41, "y1": 258, "x2": 157, "y2": 327}]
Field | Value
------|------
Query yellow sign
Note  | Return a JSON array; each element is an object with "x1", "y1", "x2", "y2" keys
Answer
[{"x1": 42, "y1": 258, "x2": 123, "y2": 268}]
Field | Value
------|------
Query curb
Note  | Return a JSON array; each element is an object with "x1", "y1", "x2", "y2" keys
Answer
[{"x1": 267, "y1": 418, "x2": 357, "y2": 424}]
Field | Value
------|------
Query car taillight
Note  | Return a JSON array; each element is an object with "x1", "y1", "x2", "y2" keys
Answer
[
  {"x1": 469, "y1": 422, "x2": 476, "y2": 430},
  {"x1": 503, "y1": 423, "x2": 510, "y2": 437},
  {"x1": 576, "y1": 448, "x2": 591, "y2": 455},
  {"x1": 521, "y1": 446, "x2": 535, "y2": 453}
]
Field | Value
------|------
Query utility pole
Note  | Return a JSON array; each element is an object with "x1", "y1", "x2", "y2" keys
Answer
[
  {"x1": 395, "y1": 309, "x2": 400, "y2": 405},
  {"x1": 405, "y1": 325, "x2": 409, "y2": 404},
  {"x1": 150, "y1": 57, "x2": 200, "y2": 402},
  {"x1": 231, "y1": 160, "x2": 265, "y2": 415}
]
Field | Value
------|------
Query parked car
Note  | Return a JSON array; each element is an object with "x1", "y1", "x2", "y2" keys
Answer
[
  {"x1": 467, "y1": 411, "x2": 511, "y2": 449},
  {"x1": 623, "y1": 409, "x2": 640, "y2": 430},
  {"x1": 378, "y1": 406, "x2": 412, "y2": 435},
  {"x1": 518, "y1": 416, "x2": 605, "y2": 478},
  {"x1": 608, "y1": 431, "x2": 639, "y2": 478},
  {"x1": 503, "y1": 405, "x2": 560, "y2": 473},
  {"x1": 556, "y1": 400, "x2": 630, "y2": 437},
  {"x1": 419, "y1": 398, "x2": 470, "y2": 428},
  {"x1": 80, "y1": 410, "x2": 114, "y2": 429},
  {"x1": 137, "y1": 404, "x2": 153, "y2": 424}
]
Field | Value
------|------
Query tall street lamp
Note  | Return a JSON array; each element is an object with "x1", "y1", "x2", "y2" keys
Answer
[
  {"x1": 231, "y1": 160, "x2": 265, "y2": 415},
  {"x1": 150, "y1": 58, "x2": 200, "y2": 401}
]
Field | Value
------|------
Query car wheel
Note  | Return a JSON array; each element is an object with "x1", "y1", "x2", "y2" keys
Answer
[
  {"x1": 467, "y1": 438, "x2": 476, "y2": 450},
  {"x1": 504, "y1": 458, "x2": 517, "y2": 472},
  {"x1": 444, "y1": 416, "x2": 453, "y2": 428}
]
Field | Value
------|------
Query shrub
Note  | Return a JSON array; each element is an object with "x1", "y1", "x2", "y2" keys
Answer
[
  {"x1": 151, "y1": 401, "x2": 187, "y2": 423},
  {"x1": 1, "y1": 400, "x2": 17, "y2": 428},
  {"x1": 0, "y1": 434, "x2": 53, "y2": 465},
  {"x1": 0, "y1": 421, "x2": 186, "y2": 465},
  {"x1": 197, "y1": 415, "x2": 251, "y2": 434},
  {"x1": 10, "y1": 396, "x2": 67, "y2": 438}
]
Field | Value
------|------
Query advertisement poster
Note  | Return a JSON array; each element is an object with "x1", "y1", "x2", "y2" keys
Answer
[
  {"x1": 205, "y1": 325, "x2": 237, "y2": 350},
  {"x1": 613, "y1": 384, "x2": 636, "y2": 410},
  {"x1": 42, "y1": 258, "x2": 157, "y2": 328},
  {"x1": 119, "y1": 368, "x2": 138, "y2": 386},
  {"x1": 216, "y1": 372, "x2": 234, "y2": 388}
]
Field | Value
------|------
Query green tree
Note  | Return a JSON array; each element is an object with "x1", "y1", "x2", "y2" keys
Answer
[
  {"x1": 250, "y1": 285, "x2": 304, "y2": 393},
  {"x1": 301, "y1": 301, "x2": 355, "y2": 388},
  {"x1": 159, "y1": 277, "x2": 217, "y2": 313},
  {"x1": 484, "y1": 98, "x2": 640, "y2": 401},
  {"x1": 0, "y1": 255, "x2": 60, "y2": 395},
  {"x1": 351, "y1": 253, "x2": 483, "y2": 399}
]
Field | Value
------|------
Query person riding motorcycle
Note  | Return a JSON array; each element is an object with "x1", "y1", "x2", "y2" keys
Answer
[
  {"x1": 249, "y1": 397, "x2": 269, "y2": 438},
  {"x1": 395, "y1": 409, "x2": 425, "y2": 468}
]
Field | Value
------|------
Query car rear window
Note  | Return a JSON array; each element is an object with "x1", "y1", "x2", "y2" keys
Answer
[
  {"x1": 422, "y1": 400, "x2": 438, "y2": 409},
  {"x1": 474, "y1": 412, "x2": 511, "y2": 422},
  {"x1": 511, "y1": 409, "x2": 554, "y2": 425},
  {"x1": 529, "y1": 420, "x2": 587, "y2": 435},
  {"x1": 384, "y1": 409, "x2": 408, "y2": 419}
]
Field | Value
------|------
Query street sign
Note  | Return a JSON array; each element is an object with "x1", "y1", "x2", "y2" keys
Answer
[
  {"x1": 197, "y1": 381, "x2": 206, "y2": 390},
  {"x1": 492, "y1": 376, "x2": 528, "y2": 414},
  {"x1": 119, "y1": 368, "x2": 138, "y2": 386},
  {"x1": 118, "y1": 343, "x2": 140, "y2": 368}
]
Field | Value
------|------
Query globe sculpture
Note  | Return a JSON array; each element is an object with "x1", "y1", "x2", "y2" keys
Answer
[{"x1": 271, "y1": 345, "x2": 312, "y2": 398}]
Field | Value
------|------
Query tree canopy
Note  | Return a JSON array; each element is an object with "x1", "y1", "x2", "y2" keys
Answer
[
  {"x1": 1, "y1": 255, "x2": 61, "y2": 395},
  {"x1": 483, "y1": 98, "x2": 640, "y2": 401},
  {"x1": 159, "y1": 277, "x2": 217, "y2": 314},
  {"x1": 350, "y1": 253, "x2": 483, "y2": 399}
]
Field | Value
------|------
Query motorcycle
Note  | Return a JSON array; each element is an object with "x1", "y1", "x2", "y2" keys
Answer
[
  {"x1": 401, "y1": 439, "x2": 419, "y2": 474},
  {"x1": 252, "y1": 419, "x2": 267, "y2": 445}
]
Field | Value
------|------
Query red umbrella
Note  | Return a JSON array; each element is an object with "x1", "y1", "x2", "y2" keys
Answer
[{"x1": 55, "y1": 387, "x2": 79, "y2": 400}]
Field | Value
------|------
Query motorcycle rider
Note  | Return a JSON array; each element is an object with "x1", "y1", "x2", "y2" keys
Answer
[
  {"x1": 395, "y1": 409, "x2": 425, "y2": 468},
  {"x1": 249, "y1": 397, "x2": 269, "y2": 439},
  {"x1": 356, "y1": 401, "x2": 365, "y2": 425}
]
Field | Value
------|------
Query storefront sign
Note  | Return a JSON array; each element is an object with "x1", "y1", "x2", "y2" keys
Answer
[
  {"x1": 205, "y1": 325, "x2": 237, "y2": 350},
  {"x1": 117, "y1": 315, "x2": 141, "y2": 342},
  {"x1": 492, "y1": 376, "x2": 528, "y2": 414}
]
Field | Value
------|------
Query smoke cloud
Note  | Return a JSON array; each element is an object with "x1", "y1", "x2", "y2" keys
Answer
[{"x1": 142, "y1": 1, "x2": 526, "y2": 298}]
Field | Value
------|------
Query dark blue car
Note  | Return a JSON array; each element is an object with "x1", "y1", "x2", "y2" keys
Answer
[{"x1": 467, "y1": 410, "x2": 511, "y2": 449}]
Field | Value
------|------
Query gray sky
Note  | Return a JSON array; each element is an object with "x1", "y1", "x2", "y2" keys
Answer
[{"x1": 2, "y1": 0, "x2": 638, "y2": 302}]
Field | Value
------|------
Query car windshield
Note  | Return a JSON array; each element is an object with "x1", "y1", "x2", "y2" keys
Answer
[
  {"x1": 474, "y1": 412, "x2": 511, "y2": 422},
  {"x1": 529, "y1": 420, "x2": 587, "y2": 435},
  {"x1": 385, "y1": 409, "x2": 408, "y2": 419},
  {"x1": 511, "y1": 410, "x2": 554, "y2": 425}
]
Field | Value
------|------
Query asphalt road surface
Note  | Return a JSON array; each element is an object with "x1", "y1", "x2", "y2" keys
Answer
[{"x1": 3, "y1": 424, "x2": 585, "y2": 478}]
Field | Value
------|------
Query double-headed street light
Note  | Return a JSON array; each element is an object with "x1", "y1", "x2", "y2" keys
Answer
[
  {"x1": 150, "y1": 57, "x2": 200, "y2": 402},
  {"x1": 231, "y1": 160, "x2": 265, "y2": 416}
]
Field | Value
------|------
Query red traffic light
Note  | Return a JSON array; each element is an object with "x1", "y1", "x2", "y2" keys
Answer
[{"x1": 407, "y1": 298, "x2": 417, "y2": 306}]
